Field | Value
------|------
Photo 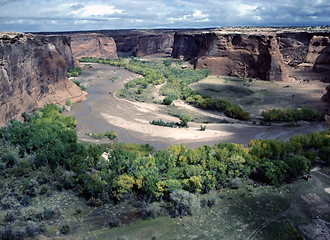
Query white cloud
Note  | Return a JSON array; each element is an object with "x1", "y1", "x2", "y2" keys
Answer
[
  {"x1": 0, "y1": 0, "x2": 329, "y2": 32},
  {"x1": 79, "y1": 5, "x2": 123, "y2": 17}
]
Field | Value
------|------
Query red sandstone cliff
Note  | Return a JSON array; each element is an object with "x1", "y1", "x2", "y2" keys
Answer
[
  {"x1": 172, "y1": 32, "x2": 288, "y2": 81},
  {"x1": 0, "y1": 33, "x2": 86, "y2": 126},
  {"x1": 71, "y1": 33, "x2": 118, "y2": 59}
]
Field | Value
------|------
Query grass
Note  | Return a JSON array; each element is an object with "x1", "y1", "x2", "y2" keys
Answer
[
  {"x1": 190, "y1": 76, "x2": 328, "y2": 116},
  {"x1": 7, "y1": 170, "x2": 325, "y2": 240}
]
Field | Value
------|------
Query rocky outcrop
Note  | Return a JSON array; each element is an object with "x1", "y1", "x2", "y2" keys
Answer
[
  {"x1": 305, "y1": 36, "x2": 330, "y2": 73},
  {"x1": 277, "y1": 32, "x2": 310, "y2": 67},
  {"x1": 172, "y1": 32, "x2": 288, "y2": 81},
  {"x1": 71, "y1": 33, "x2": 118, "y2": 59},
  {"x1": 101, "y1": 30, "x2": 177, "y2": 56},
  {"x1": 136, "y1": 34, "x2": 174, "y2": 57},
  {"x1": 0, "y1": 33, "x2": 86, "y2": 126}
]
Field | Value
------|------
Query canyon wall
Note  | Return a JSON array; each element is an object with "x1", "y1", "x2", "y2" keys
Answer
[
  {"x1": 135, "y1": 34, "x2": 174, "y2": 57},
  {"x1": 172, "y1": 32, "x2": 288, "y2": 81},
  {"x1": 305, "y1": 36, "x2": 330, "y2": 73},
  {"x1": 0, "y1": 33, "x2": 86, "y2": 126},
  {"x1": 71, "y1": 33, "x2": 118, "y2": 60}
]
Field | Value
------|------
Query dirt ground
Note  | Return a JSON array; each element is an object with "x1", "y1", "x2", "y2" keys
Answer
[{"x1": 64, "y1": 62, "x2": 329, "y2": 149}]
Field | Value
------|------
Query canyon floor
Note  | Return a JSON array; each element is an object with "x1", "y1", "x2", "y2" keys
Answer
[{"x1": 65, "y1": 61, "x2": 328, "y2": 149}]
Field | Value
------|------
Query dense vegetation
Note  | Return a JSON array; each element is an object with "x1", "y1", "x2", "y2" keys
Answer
[
  {"x1": 261, "y1": 108, "x2": 322, "y2": 122},
  {"x1": 0, "y1": 105, "x2": 328, "y2": 238},
  {"x1": 1, "y1": 105, "x2": 328, "y2": 199},
  {"x1": 66, "y1": 67, "x2": 82, "y2": 78},
  {"x1": 79, "y1": 57, "x2": 249, "y2": 120}
]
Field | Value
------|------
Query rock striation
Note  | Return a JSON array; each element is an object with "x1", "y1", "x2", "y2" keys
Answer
[
  {"x1": 172, "y1": 32, "x2": 288, "y2": 81},
  {"x1": 71, "y1": 33, "x2": 118, "y2": 59},
  {"x1": 0, "y1": 33, "x2": 86, "y2": 126}
]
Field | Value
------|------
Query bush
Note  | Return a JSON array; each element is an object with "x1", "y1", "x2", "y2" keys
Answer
[
  {"x1": 163, "y1": 96, "x2": 175, "y2": 105},
  {"x1": 179, "y1": 114, "x2": 192, "y2": 128},
  {"x1": 261, "y1": 108, "x2": 321, "y2": 122},
  {"x1": 105, "y1": 130, "x2": 118, "y2": 140},
  {"x1": 105, "y1": 215, "x2": 121, "y2": 227},
  {"x1": 170, "y1": 189, "x2": 200, "y2": 216},
  {"x1": 59, "y1": 223, "x2": 70, "y2": 234},
  {"x1": 65, "y1": 98, "x2": 72, "y2": 107},
  {"x1": 67, "y1": 67, "x2": 82, "y2": 78},
  {"x1": 150, "y1": 119, "x2": 178, "y2": 128}
]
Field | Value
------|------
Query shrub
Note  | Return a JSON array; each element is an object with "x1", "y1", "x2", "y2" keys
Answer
[
  {"x1": 285, "y1": 155, "x2": 311, "y2": 179},
  {"x1": 179, "y1": 114, "x2": 192, "y2": 128},
  {"x1": 67, "y1": 67, "x2": 82, "y2": 78},
  {"x1": 170, "y1": 189, "x2": 200, "y2": 216},
  {"x1": 261, "y1": 108, "x2": 321, "y2": 122},
  {"x1": 163, "y1": 96, "x2": 175, "y2": 105},
  {"x1": 105, "y1": 215, "x2": 121, "y2": 227},
  {"x1": 150, "y1": 119, "x2": 178, "y2": 128},
  {"x1": 112, "y1": 174, "x2": 135, "y2": 201},
  {"x1": 105, "y1": 130, "x2": 118, "y2": 140},
  {"x1": 65, "y1": 98, "x2": 72, "y2": 107},
  {"x1": 59, "y1": 223, "x2": 70, "y2": 234}
]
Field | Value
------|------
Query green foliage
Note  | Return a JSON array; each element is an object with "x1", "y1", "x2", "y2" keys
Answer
[
  {"x1": 67, "y1": 67, "x2": 82, "y2": 78},
  {"x1": 86, "y1": 130, "x2": 118, "y2": 140},
  {"x1": 105, "y1": 130, "x2": 118, "y2": 140},
  {"x1": 261, "y1": 108, "x2": 322, "y2": 122},
  {"x1": 179, "y1": 114, "x2": 192, "y2": 127},
  {"x1": 0, "y1": 102, "x2": 328, "y2": 233},
  {"x1": 65, "y1": 98, "x2": 72, "y2": 107},
  {"x1": 163, "y1": 60, "x2": 172, "y2": 67},
  {"x1": 0, "y1": 104, "x2": 81, "y2": 169},
  {"x1": 71, "y1": 79, "x2": 87, "y2": 91},
  {"x1": 200, "y1": 125, "x2": 206, "y2": 131},
  {"x1": 150, "y1": 119, "x2": 179, "y2": 128},
  {"x1": 163, "y1": 95, "x2": 175, "y2": 105},
  {"x1": 112, "y1": 174, "x2": 135, "y2": 201}
]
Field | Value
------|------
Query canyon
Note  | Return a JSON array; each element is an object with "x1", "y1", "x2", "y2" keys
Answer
[
  {"x1": 0, "y1": 27, "x2": 329, "y2": 126},
  {"x1": 0, "y1": 33, "x2": 86, "y2": 125}
]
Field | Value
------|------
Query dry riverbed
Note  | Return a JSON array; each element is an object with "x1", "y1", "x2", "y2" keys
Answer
[{"x1": 65, "y1": 63, "x2": 328, "y2": 149}]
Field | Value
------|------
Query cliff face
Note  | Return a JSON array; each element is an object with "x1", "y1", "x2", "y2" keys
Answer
[
  {"x1": 172, "y1": 33, "x2": 288, "y2": 81},
  {"x1": 135, "y1": 34, "x2": 174, "y2": 57},
  {"x1": 0, "y1": 33, "x2": 86, "y2": 126},
  {"x1": 71, "y1": 33, "x2": 118, "y2": 59},
  {"x1": 305, "y1": 36, "x2": 330, "y2": 72}
]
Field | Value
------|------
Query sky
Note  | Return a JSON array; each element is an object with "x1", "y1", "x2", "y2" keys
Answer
[{"x1": 0, "y1": 0, "x2": 329, "y2": 32}]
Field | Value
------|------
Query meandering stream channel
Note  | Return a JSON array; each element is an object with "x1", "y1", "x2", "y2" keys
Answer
[{"x1": 66, "y1": 63, "x2": 326, "y2": 150}]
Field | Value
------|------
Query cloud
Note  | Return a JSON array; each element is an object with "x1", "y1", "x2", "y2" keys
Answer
[
  {"x1": 70, "y1": 4, "x2": 84, "y2": 11},
  {"x1": 0, "y1": 0, "x2": 329, "y2": 32}
]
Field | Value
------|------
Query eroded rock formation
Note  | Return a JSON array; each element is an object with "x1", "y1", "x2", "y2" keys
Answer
[
  {"x1": 71, "y1": 33, "x2": 118, "y2": 59},
  {"x1": 305, "y1": 36, "x2": 330, "y2": 73},
  {"x1": 0, "y1": 33, "x2": 86, "y2": 126},
  {"x1": 136, "y1": 34, "x2": 174, "y2": 57},
  {"x1": 172, "y1": 32, "x2": 288, "y2": 81}
]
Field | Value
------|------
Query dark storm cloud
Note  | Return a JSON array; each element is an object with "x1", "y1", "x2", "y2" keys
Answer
[{"x1": 0, "y1": 0, "x2": 329, "y2": 32}]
